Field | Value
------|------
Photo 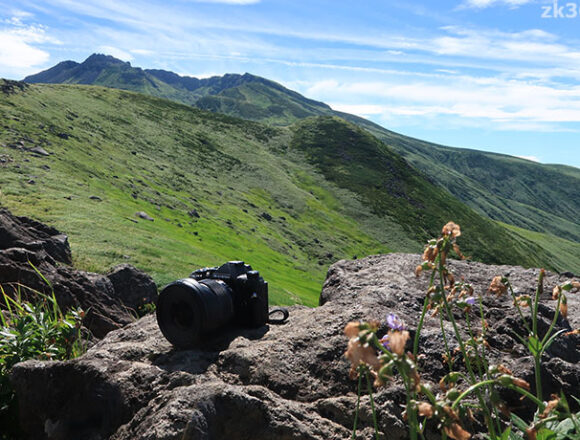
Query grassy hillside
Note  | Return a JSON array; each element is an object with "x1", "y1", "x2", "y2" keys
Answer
[
  {"x1": 340, "y1": 116, "x2": 580, "y2": 244},
  {"x1": 1, "y1": 81, "x2": 578, "y2": 309},
  {"x1": 26, "y1": 55, "x2": 580, "y2": 250},
  {"x1": 289, "y1": 117, "x2": 579, "y2": 269},
  {"x1": 1, "y1": 81, "x2": 398, "y2": 306}
]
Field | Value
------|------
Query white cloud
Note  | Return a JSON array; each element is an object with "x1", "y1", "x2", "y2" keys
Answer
[
  {"x1": 460, "y1": 0, "x2": 533, "y2": 9},
  {"x1": 97, "y1": 46, "x2": 134, "y2": 61},
  {"x1": 0, "y1": 19, "x2": 55, "y2": 77},
  {"x1": 517, "y1": 155, "x2": 541, "y2": 162},
  {"x1": 330, "y1": 104, "x2": 387, "y2": 117},
  {"x1": 305, "y1": 71, "x2": 580, "y2": 131}
]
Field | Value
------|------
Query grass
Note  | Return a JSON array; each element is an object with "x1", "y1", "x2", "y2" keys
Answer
[
  {"x1": 0, "y1": 82, "x2": 396, "y2": 306},
  {"x1": 1, "y1": 81, "x2": 578, "y2": 312}
]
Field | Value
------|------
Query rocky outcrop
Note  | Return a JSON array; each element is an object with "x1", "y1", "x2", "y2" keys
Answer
[
  {"x1": 10, "y1": 254, "x2": 579, "y2": 440},
  {"x1": 0, "y1": 208, "x2": 157, "y2": 338}
]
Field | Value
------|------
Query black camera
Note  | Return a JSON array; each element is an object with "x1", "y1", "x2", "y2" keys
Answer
[{"x1": 156, "y1": 261, "x2": 269, "y2": 348}]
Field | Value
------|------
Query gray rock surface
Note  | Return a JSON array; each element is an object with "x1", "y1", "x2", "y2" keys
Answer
[
  {"x1": 0, "y1": 208, "x2": 157, "y2": 338},
  {"x1": 10, "y1": 254, "x2": 579, "y2": 440}
]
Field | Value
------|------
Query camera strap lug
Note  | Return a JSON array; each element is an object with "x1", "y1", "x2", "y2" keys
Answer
[{"x1": 267, "y1": 307, "x2": 289, "y2": 324}]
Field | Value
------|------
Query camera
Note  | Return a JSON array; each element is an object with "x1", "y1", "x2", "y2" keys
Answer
[{"x1": 156, "y1": 261, "x2": 269, "y2": 348}]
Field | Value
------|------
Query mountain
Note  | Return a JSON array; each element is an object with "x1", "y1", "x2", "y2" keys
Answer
[
  {"x1": 2, "y1": 80, "x2": 577, "y2": 308},
  {"x1": 24, "y1": 54, "x2": 333, "y2": 123},
  {"x1": 24, "y1": 54, "x2": 580, "y2": 250}
]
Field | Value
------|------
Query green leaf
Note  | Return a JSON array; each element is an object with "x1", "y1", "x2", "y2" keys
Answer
[
  {"x1": 501, "y1": 426, "x2": 512, "y2": 440},
  {"x1": 528, "y1": 335, "x2": 542, "y2": 356},
  {"x1": 511, "y1": 413, "x2": 529, "y2": 432},
  {"x1": 536, "y1": 427, "x2": 556, "y2": 440},
  {"x1": 553, "y1": 418, "x2": 574, "y2": 434}
]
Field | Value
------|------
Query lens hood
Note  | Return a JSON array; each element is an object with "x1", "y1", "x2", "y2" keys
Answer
[{"x1": 156, "y1": 278, "x2": 234, "y2": 348}]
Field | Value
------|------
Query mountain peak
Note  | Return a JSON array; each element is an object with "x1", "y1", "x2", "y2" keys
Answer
[{"x1": 83, "y1": 53, "x2": 129, "y2": 67}]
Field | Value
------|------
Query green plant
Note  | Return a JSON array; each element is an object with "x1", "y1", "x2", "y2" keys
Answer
[
  {"x1": 0, "y1": 271, "x2": 86, "y2": 438},
  {"x1": 345, "y1": 222, "x2": 580, "y2": 440}
]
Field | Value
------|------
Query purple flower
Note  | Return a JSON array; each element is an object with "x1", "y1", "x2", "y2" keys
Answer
[
  {"x1": 386, "y1": 313, "x2": 405, "y2": 331},
  {"x1": 380, "y1": 335, "x2": 390, "y2": 351},
  {"x1": 465, "y1": 297, "x2": 476, "y2": 306}
]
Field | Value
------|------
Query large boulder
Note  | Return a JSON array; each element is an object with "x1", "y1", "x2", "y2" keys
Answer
[
  {"x1": 10, "y1": 254, "x2": 579, "y2": 440},
  {"x1": 0, "y1": 208, "x2": 157, "y2": 338},
  {"x1": 0, "y1": 208, "x2": 71, "y2": 264}
]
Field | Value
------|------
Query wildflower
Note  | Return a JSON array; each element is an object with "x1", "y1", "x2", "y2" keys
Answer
[
  {"x1": 386, "y1": 313, "x2": 406, "y2": 331},
  {"x1": 498, "y1": 374, "x2": 530, "y2": 390},
  {"x1": 344, "y1": 337, "x2": 380, "y2": 378},
  {"x1": 539, "y1": 395, "x2": 560, "y2": 419},
  {"x1": 443, "y1": 423, "x2": 471, "y2": 440},
  {"x1": 422, "y1": 245, "x2": 438, "y2": 263},
  {"x1": 552, "y1": 285, "x2": 561, "y2": 300},
  {"x1": 344, "y1": 321, "x2": 361, "y2": 339},
  {"x1": 488, "y1": 276, "x2": 507, "y2": 296},
  {"x1": 514, "y1": 295, "x2": 531, "y2": 307},
  {"x1": 512, "y1": 377, "x2": 531, "y2": 391},
  {"x1": 417, "y1": 402, "x2": 434, "y2": 417},
  {"x1": 465, "y1": 297, "x2": 476, "y2": 306},
  {"x1": 559, "y1": 295, "x2": 568, "y2": 319},
  {"x1": 415, "y1": 265, "x2": 423, "y2": 277},
  {"x1": 381, "y1": 329, "x2": 410, "y2": 356},
  {"x1": 442, "y1": 221, "x2": 461, "y2": 239},
  {"x1": 497, "y1": 364, "x2": 513, "y2": 375},
  {"x1": 391, "y1": 330, "x2": 410, "y2": 356}
]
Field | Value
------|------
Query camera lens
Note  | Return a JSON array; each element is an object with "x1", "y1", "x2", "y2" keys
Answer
[{"x1": 156, "y1": 278, "x2": 234, "y2": 348}]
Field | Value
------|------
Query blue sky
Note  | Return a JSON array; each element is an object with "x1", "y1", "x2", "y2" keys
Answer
[{"x1": 1, "y1": 0, "x2": 579, "y2": 168}]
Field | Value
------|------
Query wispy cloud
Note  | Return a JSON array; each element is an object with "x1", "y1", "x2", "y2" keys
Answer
[
  {"x1": 97, "y1": 45, "x2": 133, "y2": 61},
  {"x1": 187, "y1": 0, "x2": 260, "y2": 3},
  {"x1": 0, "y1": 16, "x2": 57, "y2": 77},
  {"x1": 311, "y1": 70, "x2": 580, "y2": 131},
  {"x1": 460, "y1": 0, "x2": 534, "y2": 9}
]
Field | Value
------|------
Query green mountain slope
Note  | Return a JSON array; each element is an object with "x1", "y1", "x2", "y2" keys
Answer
[
  {"x1": 349, "y1": 117, "x2": 580, "y2": 244},
  {"x1": 3, "y1": 81, "x2": 576, "y2": 308},
  {"x1": 24, "y1": 54, "x2": 580, "y2": 251}
]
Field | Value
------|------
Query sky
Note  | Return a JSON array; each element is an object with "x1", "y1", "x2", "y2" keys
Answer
[{"x1": 1, "y1": 0, "x2": 579, "y2": 168}]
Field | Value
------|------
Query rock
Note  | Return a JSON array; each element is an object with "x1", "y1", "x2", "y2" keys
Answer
[
  {"x1": 260, "y1": 212, "x2": 272, "y2": 221},
  {"x1": 0, "y1": 208, "x2": 72, "y2": 264},
  {"x1": 107, "y1": 264, "x2": 158, "y2": 312},
  {"x1": 135, "y1": 211, "x2": 154, "y2": 221},
  {"x1": 0, "y1": 208, "x2": 157, "y2": 338},
  {"x1": 29, "y1": 146, "x2": 50, "y2": 156},
  {"x1": 10, "y1": 254, "x2": 579, "y2": 439},
  {"x1": 0, "y1": 79, "x2": 28, "y2": 95},
  {"x1": 89, "y1": 195, "x2": 102, "y2": 201}
]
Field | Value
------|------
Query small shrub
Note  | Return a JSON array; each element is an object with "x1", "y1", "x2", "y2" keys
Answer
[{"x1": 0, "y1": 268, "x2": 86, "y2": 439}]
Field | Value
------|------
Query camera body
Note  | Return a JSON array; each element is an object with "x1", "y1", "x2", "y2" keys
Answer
[{"x1": 156, "y1": 261, "x2": 268, "y2": 348}]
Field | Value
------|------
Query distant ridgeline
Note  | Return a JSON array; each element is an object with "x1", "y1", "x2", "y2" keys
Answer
[{"x1": 0, "y1": 57, "x2": 576, "y2": 305}]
